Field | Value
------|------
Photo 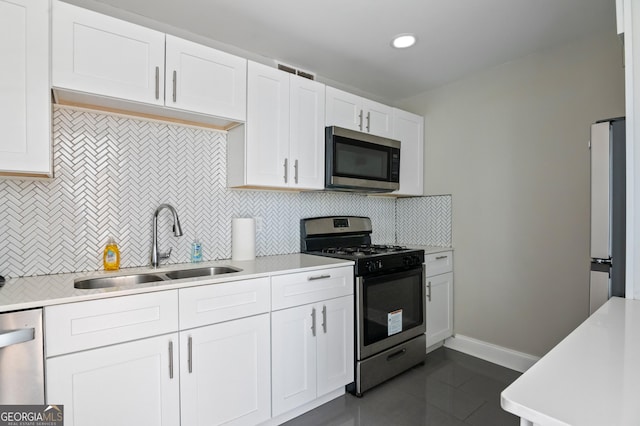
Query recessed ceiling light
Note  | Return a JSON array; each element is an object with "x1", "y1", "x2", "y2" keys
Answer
[{"x1": 392, "y1": 34, "x2": 417, "y2": 49}]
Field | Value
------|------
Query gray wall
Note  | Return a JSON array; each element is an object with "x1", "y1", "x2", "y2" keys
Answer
[{"x1": 397, "y1": 31, "x2": 625, "y2": 356}]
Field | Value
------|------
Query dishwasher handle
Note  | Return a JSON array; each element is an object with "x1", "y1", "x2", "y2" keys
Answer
[{"x1": 0, "y1": 328, "x2": 35, "y2": 349}]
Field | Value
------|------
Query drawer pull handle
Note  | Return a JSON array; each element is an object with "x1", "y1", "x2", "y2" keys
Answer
[
  {"x1": 168, "y1": 340, "x2": 174, "y2": 379},
  {"x1": 308, "y1": 274, "x2": 331, "y2": 281},
  {"x1": 188, "y1": 336, "x2": 193, "y2": 374},
  {"x1": 435, "y1": 255, "x2": 448, "y2": 260},
  {"x1": 387, "y1": 348, "x2": 407, "y2": 361}
]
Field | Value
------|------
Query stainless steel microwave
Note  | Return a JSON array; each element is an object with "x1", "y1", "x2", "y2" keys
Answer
[{"x1": 325, "y1": 126, "x2": 401, "y2": 192}]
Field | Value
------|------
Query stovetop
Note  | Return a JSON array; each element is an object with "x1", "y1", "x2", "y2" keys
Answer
[
  {"x1": 300, "y1": 216, "x2": 424, "y2": 276},
  {"x1": 318, "y1": 244, "x2": 411, "y2": 257}
]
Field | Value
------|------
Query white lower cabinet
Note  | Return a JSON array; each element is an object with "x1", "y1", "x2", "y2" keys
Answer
[
  {"x1": 180, "y1": 314, "x2": 270, "y2": 426},
  {"x1": 271, "y1": 295, "x2": 354, "y2": 417},
  {"x1": 44, "y1": 266, "x2": 354, "y2": 425},
  {"x1": 424, "y1": 251, "x2": 454, "y2": 349},
  {"x1": 46, "y1": 333, "x2": 180, "y2": 426}
]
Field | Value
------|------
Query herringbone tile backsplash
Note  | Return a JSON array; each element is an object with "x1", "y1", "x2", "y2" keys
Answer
[{"x1": 0, "y1": 106, "x2": 451, "y2": 278}]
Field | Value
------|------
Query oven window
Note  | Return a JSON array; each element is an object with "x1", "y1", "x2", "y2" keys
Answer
[
  {"x1": 334, "y1": 139, "x2": 389, "y2": 180},
  {"x1": 362, "y1": 269, "x2": 423, "y2": 346}
]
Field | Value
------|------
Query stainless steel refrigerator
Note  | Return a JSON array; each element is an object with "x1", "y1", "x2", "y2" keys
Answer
[{"x1": 589, "y1": 117, "x2": 625, "y2": 314}]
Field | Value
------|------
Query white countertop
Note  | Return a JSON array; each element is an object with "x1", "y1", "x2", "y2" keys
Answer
[
  {"x1": 501, "y1": 297, "x2": 640, "y2": 425},
  {"x1": 0, "y1": 254, "x2": 353, "y2": 313},
  {"x1": 403, "y1": 245, "x2": 453, "y2": 254}
]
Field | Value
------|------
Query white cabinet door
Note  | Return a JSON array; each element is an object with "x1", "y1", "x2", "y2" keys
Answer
[
  {"x1": 393, "y1": 108, "x2": 424, "y2": 196},
  {"x1": 180, "y1": 314, "x2": 270, "y2": 426},
  {"x1": 289, "y1": 74, "x2": 325, "y2": 189},
  {"x1": 316, "y1": 296, "x2": 354, "y2": 397},
  {"x1": 362, "y1": 98, "x2": 394, "y2": 138},
  {"x1": 52, "y1": 0, "x2": 165, "y2": 106},
  {"x1": 165, "y1": 35, "x2": 246, "y2": 121},
  {"x1": 272, "y1": 303, "x2": 317, "y2": 417},
  {"x1": 0, "y1": 0, "x2": 51, "y2": 175},
  {"x1": 246, "y1": 61, "x2": 291, "y2": 187},
  {"x1": 46, "y1": 333, "x2": 180, "y2": 426},
  {"x1": 426, "y1": 272, "x2": 454, "y2": 348},
  {"x1": 326, "y1": 86, "x2": 394, "y2": 138},
  {"x1": 326, "y1": 86, "x2": 363, "y2": 132}
]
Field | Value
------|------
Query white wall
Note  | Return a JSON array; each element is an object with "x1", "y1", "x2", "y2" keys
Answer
[{"x1": 398, "y1": 31, "x2": 625, "y2": 356}]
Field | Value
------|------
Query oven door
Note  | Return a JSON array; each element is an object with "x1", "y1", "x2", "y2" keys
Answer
[{"x1": 357, "y1": 265, "x2": 426, "y2": 360}]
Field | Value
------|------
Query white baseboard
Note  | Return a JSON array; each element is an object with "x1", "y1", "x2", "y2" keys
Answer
[{"x1": 443, "y1": 334, "x2": 539, "y2": 373}]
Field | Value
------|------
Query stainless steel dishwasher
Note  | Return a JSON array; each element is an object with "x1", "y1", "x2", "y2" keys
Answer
[{"x1": 0, "y1": 308, "x2": 45, "y2": 404}]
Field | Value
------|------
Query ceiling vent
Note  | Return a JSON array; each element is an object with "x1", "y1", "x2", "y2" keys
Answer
[{"x1": 277, "y1": 63, "x2": 315, "y2": 81}]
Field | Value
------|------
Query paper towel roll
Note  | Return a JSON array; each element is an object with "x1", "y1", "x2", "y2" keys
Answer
[{"x1": 232, "y1": 218, "x2": 256, "y2": 261}]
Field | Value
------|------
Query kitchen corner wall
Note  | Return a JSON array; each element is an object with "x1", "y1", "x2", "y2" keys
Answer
[{"x1": 0, "y1": 106, "x2": 451, "y2": 278}]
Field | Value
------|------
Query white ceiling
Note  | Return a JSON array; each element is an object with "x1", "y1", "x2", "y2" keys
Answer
[{"x1": 75, "y1": 0, "x2": 617, "y2": 103}]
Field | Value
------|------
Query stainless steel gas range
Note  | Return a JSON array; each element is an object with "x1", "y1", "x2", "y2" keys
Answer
[{"x1": 301, "y1": 216, "x2": 427, "y2": 396}]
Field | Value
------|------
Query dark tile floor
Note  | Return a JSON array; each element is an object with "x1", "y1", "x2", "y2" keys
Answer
[{"x1": 283, "y1": 347, "x2": 522, "y2": 426}]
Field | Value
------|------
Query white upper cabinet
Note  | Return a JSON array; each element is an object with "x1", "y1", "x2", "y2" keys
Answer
[
  {"x1": 244, "y1": 61, "x2": 291, "y2": 187},
  {"x1": 52, "y1": 0, "x2": 166, "y2": 106},
  {"x1": 228, "y1": 61, "x2": 325, "y2": 190},
  {"x1": 393, "y1": 108, "x2": 424, "y2": 196},
  {"x1": 51, "y1": 0, "x2": 247, "y2": 127},
  {"x1": 289, "y1": 73, "x2": 326, "y2": 189},
  {"x1": 165, "y1": 35, "x2": 246, "y2": 121},
  {"x1": 326, "y1": 86, "x2": 394, "y2": 138},
  {"x1": 0, "y1": 0, "x2": 51, "y2": 176}
]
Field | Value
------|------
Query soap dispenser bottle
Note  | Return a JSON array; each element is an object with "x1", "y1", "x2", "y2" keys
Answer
[
  {"x1": 103, "y1": 237, "x2": 121, "y2": 271},
  {"x1": 191, "y1": 238, "x2": 203, "y2": 263}
]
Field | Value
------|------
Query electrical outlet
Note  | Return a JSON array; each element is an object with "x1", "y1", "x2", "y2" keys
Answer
[{"x1": 255, "y1": 217, "x2": 263, "y2": 233}]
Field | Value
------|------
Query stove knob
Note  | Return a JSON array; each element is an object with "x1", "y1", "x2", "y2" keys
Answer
[{"x1": 365, "y1": 261, "x2": 375, "y2": 272}]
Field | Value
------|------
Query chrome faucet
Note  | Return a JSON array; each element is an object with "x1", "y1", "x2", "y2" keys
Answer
[{"x1": 150, "y1": 204, "x2": 183, "y2": 267}]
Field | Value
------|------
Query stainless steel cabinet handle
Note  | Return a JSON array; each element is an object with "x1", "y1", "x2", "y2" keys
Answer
[
  {"x1": 294, "y1": 159, "x2": 299, "y2": 184},
  {"x1": 366, "y1": 111, "x2": 371, "y2": 132},
  {"x1": 308, "y1": 274, "x2": 330, "y2": 281},
  {"x1": 311, "y1": 308, "x2": 316, "y2": 337},
  {"x1": 284, "y1": 158, "x2": 288, "y2": 183},
  {"x1": 188, "y1": 336, "x2": 193, "y2": 374},
  {"x1": 172, "y1": 70, "x2": 177, "y2": 102},
  {"x1": 358, "y1": 110, "x2": 363, "y2": 130},
  {"x1": 322, "y1": 305, "x2": 327, "y2": 334},
  {"x1": 427, "y1": 281, "x2": 432, "y2": 302},
  {"x1": 168, "y1": 340, "x2": 174, "y2": 379},
  {"x1": 155, "y1": 66, "x2": 160, "y2": 100},
  {"x1": 435, "y1": 255, "x2": 448, "y2": 260},
  {"x1": 0, "y1": 328, "x2": 34, "y2": 349}
]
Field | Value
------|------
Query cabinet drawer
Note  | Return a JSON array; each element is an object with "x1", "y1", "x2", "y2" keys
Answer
[
  {"x1": 179, "y1": 277, "x2": 270, "y2": 329},
  {"x1": 271, "y1": 266, "x2": 353, "y2": 310},
  {"x1": 45, "y1": 291, "x2": 178, "y2": 357},
  {"x1": 424, "y1": 251, "x2": 453, "y2": 277}
]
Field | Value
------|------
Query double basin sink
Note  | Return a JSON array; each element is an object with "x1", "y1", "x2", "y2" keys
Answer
[{"x1": 74, "y1": 266, "x2": 241, "y2": 290}]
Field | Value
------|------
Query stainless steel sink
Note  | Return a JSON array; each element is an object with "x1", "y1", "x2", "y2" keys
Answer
[
  {"x1": 164, "y1": 266, "x2": 241, "y2": 280},
  {"x1": 74, "y1": 265, "x2": 242, "y2": 289},
  {"x1": 74, "y1": 273, "x2": 166, "y2": 289}
]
